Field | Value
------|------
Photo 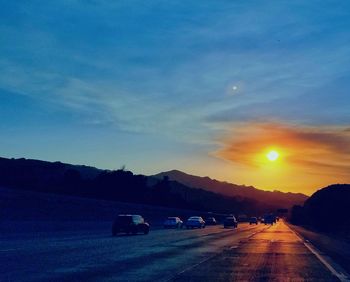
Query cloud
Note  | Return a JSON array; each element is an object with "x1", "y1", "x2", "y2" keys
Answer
[{"x1": 215, "y1": 122, "x2": 350, "y2": 177}]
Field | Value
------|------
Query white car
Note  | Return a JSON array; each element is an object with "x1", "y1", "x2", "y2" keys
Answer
[
  {"x1": 163, "y1": 217, "x2": 183, "y2": 228},
  {"x1": 186, "y1": 216, "x2": 205, "y2": 229}
]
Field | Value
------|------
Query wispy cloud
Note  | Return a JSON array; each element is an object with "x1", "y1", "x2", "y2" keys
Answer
[{"x1": 216, "y1": 122, "x2": 350, "y2": 178}]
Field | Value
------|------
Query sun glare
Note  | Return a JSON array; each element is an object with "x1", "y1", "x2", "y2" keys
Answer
[{"x1": 266, "y1": 150, "x2": 279, "y2": 161}]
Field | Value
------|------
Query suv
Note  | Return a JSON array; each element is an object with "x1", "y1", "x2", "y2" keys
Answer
[
  {"x1": 224, "y1": 216, "x2": 238, "y2": 228},
  {"x1": 112, "y1": 215, "x2": 150, "y2": 236}
]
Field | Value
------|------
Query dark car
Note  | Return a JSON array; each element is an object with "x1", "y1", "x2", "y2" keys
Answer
[
  {"x1": 224, "y1": 216, "x2": 238, "y2": 228},
  {"x1": 186, "y1": 216, "x2": 205, "y2": 229},
  {"x1": 205, "y1": 217, "x2": 217, "y2": 225},
  {"x1": 264, "y1": 214, "x2": 276, "y2": 225},
  {"x1": 249, "y1": 217, "x2": 258, "y2": 225},
  {"x1": 112, "y1": 214, "x2": 150, "y2": 236},
  {"x1": 163, "y1": 217, "x2": 183, "y2": 228}
]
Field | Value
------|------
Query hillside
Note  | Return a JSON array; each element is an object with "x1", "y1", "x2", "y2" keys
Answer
[
  {"x1": 0, "y1": 157, "x2": 103, "y2": 181},
  {"x1": 0, "y1": 157, "x2": 305, "y2": 215},
  {"x1": 153, "y1": 170, "x2": 307, "y2": 208},
  {"x1": 291, "y1": 184, "x2": 350, "y2": 232}
]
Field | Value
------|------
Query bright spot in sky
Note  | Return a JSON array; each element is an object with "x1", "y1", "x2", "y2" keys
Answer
[
  {"x1": 266, "y1": 150, "x2": 279, "y2": 161},
  {"x1": 232, "y1": 85, "x2": 238, "y2": 91}
]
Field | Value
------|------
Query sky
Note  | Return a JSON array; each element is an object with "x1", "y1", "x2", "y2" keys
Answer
[{"x1": 1, "y1": 0, "x2": 350, "y2": 195}]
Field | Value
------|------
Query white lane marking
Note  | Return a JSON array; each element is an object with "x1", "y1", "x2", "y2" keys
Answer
[
  {"x1": 288, "y1": 225, "x2": 350, "y2": 282},
  {"x1": 0, "y1": 248, "x2": 20, "y2": 252}
]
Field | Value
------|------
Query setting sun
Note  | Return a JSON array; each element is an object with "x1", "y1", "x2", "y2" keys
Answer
[{"x1": 267, "y1": 150, "x2": 279, "y2": 161}]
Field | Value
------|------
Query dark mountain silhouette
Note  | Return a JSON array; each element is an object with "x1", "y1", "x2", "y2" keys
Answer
[
  {"x1": 153, "y1": 170, "x2": 307, "y2": 208},
  {"x1": 290, "y1": 184, "x2": 350, "y2": 232},
  {"x1": 0, "y1": 157, "x2": 304, "y2": 215}
]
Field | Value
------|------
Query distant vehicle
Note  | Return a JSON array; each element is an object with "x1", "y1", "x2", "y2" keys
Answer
[
  {"x1": 224, "y1": 216, "x2": 238, "y2": 228},
  {"x1": 112, "y1": 214, "x2": 150, "y2": 236},
  {"x1": 264, "y1": 214, "x2": 276, "y2": 225},
  {"x1": 205, "y1": 217, "x2": 217, "y2": 225},
  {"x1": 163, "y1": 217, "x2": 183, "y2": 228},
  {"x1": 186, "y1": 216, "x2": 205, "y2": 229},
  {"x1": 249, "y1": 217, "x2": 258, "y2": 225}
]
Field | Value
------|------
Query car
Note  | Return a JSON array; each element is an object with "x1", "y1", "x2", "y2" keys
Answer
[
  {"x1": 163, "y1": 217, "x2": 183, "y2": 228},
  {"x1": 186, "y1": 216, "x2": 205, "y2": 229},
  {"x1": 264, "y1": 214, "x2": 276, "y2": 225},
  {"x1": 249, "y1": 217, "x2": 258, "y2": 225},
  {"x1": 205, "y1": 217, "x2": 217, "y2": 225},
  {"x1": 112, "y1": 214, "x2": 150, "y2": 236},
  {"x1": 224, "y1": 216, "x2": 238, "y2": 228}
]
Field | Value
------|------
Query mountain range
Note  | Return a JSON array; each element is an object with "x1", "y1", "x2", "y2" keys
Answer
[
  {"x1": 153, "y1": 170, "x2": 307, "y2": 209},
  {"x1": 0, "y1": 157, "x2": 307, "y2": 213}
]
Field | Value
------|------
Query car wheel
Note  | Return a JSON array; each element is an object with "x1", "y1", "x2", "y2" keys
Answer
[{"x1": 144, "y1": 228, "x2": 149, "y2": 235}]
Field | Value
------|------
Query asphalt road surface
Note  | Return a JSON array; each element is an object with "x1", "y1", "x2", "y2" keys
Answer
[{"x1": 1, "y1": 221, "x2": 342, "y2": 281}]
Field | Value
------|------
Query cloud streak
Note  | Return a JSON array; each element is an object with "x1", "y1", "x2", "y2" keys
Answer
[{"x1": 216, "y1": 122, "x2": 350, "y2": 178}]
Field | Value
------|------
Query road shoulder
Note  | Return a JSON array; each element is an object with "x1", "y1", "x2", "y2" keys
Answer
[{"x1": 287, "y1": 223, "x2": 350, "y2": 282}]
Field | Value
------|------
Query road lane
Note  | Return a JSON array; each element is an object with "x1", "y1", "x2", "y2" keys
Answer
[
  {"x1": 172, "y1": 221, "x2": 339, "y2": 281},
  {"x1": 1, "y1": 223, "x2": 265, "y2": 282},
  {"x1": 3, "y1": 221, "x2": 339, "y2": 281}
]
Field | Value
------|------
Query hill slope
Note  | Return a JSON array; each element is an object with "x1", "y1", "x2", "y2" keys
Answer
[
  {"x1": 290, "y1": 184, "x2": 350, "y2": 231},
  {"x1": 0, "y1": 157, "x2": 306, "y2": 214},
  {"x1": 153, "y1": 170, "x2": 307, "y2": 208}
]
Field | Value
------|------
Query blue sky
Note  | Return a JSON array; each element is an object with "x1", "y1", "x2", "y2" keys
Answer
[{"x1": 1, "y1": 1, "x2": 350, "y2": 193}]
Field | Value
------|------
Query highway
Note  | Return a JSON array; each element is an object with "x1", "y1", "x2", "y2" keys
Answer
[{"x1": 0, "y1": 221, "x2": 342, "y2": 281}]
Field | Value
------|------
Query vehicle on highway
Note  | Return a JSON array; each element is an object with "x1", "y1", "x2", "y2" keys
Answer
[
  {"x1": 163, "y1": 217, "x2": 183, "y2": 228},
  {"x1": 205, "y1": 217, "x2": 217, "y2": 225},
  {"x1": 224, "y1": 216, "x2": 238, "y2": 228},
  {"x1": 264, "y1": 214, "x2": 276, "y2": 225},
  {"x1": 112, "y1": 214, "x2": 150, "y2": 236},
  {"x1": 186, "y1": 216, "x2": 205, "y2": 229},
  {"x1": 249, "y1": 217, "x2": 258, "y2": 225}
]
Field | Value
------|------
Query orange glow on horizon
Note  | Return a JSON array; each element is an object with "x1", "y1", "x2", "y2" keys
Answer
[{"x1": 214, "y1": 122, "x2": 350, "y2": 195}]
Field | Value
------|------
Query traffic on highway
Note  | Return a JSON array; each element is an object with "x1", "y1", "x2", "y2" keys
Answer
[{"x1": 2, "y1": 214, "x2": 348, "y2": 282}]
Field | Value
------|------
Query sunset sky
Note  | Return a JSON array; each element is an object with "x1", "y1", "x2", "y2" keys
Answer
[{"x1": 1, "y1": 1, "x2": 350, "y2": 195}]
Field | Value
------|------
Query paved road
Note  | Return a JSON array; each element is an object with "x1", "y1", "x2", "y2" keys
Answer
[{"x1": 0, "y1": 221, "x2": 340, "y2": 281}]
